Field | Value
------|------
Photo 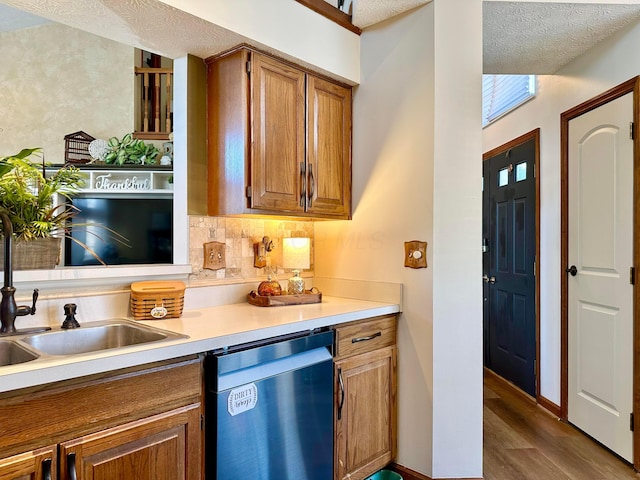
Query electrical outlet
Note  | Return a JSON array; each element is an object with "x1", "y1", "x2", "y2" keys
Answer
[
  {"x1": 404, "y1": 241, "x2": 427, "y2": 269},
  {"x1": 204, "y1": 241, "x2": 225, "y2": 270}
]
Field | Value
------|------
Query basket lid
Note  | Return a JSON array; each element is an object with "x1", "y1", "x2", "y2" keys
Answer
[{"x1": 131, "y1": 280, "x2": 185, "y2": 294}]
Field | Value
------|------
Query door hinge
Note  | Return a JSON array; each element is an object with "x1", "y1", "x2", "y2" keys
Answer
[
  {"x1": 630, "y1": 122, "x2": 635, "y2": 140},
  {"x1": 246, "y1": 186, "x2": 252, "y2": 198},
  {"x1": 246, "y1": 60, "x2": 251, "y2": 76},
  {"x1": 201, "y1": 414, "x2": 205, "y2": 431},
  {"x1": 631, "y1": 266, "x2": 635, "y2": 285},
  {"x1": 631, "y1": 412, "x2": 635, "y2": 432},
  {"x1": 533, "y1": 359, "x2": 537, "y2": 375}
]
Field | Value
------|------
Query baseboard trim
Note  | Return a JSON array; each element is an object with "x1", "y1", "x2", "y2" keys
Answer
[
  {"x1": 388, "y1": 463, "x2": 483, "y2": 480},
  {"x1": 537, "y1": 394, "x2": 562, "y2": 418},
  {"x1": 388, "y1": 463, "x2": 431, "y2": 480},
  {"x1": 485, "y1": 366, "x2": 562, "y2": 419}
]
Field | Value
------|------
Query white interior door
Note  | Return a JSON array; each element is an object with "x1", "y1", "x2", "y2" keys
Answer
[{"x1": 568, "y1": 92, "x2": 634, "y2": 462}]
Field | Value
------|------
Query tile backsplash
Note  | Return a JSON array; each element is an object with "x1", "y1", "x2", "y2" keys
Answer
[{"x1": 188, "y1": 216, "x2": 314, "y2": 284}]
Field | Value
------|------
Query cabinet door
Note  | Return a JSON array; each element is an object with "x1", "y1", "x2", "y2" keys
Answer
[
  {"x1": 335, "y1": 346, "x2": 397, "y2": 480},
  {"x1": 250, "y1": 52, "x2": 306, "y2": 213},
  {"x1": 0, "y1": 446, "x2": 56, "y2": 480},
  {"x1": 59, "y1": 404, "x2": 201, "y2": 480},
  {"x1": 307, "y1": 76, "x2": 352, "y2": 218}
]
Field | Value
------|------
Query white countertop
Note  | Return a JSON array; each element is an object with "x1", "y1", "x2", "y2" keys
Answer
[{"x1": 0, "y1": 296, "x2": 399, "y2": 393}]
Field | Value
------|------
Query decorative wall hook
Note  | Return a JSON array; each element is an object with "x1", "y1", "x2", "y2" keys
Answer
[{"x1": 254, "y1": 236, "x2": 274, "y2": 268}]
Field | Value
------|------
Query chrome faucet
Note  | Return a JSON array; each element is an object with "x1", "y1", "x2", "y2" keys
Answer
[{"x1": 0, "y1": 212, "x2": 41, "y2": 335}]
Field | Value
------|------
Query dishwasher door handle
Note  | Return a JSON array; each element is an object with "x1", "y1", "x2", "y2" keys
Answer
[{"x1": 217, "y1": 347, "x2": 333, "y2": 391}]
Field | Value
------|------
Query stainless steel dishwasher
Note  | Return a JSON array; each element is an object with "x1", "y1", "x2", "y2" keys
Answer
[{"x1": 205, "y1": 329, "x2": 334, "y2": 480}]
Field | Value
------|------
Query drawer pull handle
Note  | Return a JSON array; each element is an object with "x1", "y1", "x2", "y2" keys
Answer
[
  {"x1": 42, "y1": 458, "x2": 52, "y2": 480},
  {"x1": 300, "y1": 162, "x2": 306, "y2": 208},
  {"x1": 308, "y1": 163, "x2": 315, "y2": 208},
  {"x1": 338, "y1": 367, "x2": 345, "y2": 420},
  {"x1": 352, "y1": 332, "x2": 382, "y2": 343}
]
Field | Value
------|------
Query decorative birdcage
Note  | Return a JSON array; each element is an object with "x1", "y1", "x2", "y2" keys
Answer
[{"x1": 64, "y1": 131, "x2": 95, "y2": 164}]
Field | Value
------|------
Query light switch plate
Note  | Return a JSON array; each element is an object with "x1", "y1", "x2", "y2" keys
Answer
[
  {"x1": 404, "y1": 241, "x2": 427, "y2": 269},
  {"x1": 204, "y1": 241, "x2": 225, "y2": 270}
]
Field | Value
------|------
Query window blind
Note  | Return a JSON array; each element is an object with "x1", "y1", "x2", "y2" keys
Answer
[{"x1": 482, "y1": 75, "x2": 536, "y2": 127}]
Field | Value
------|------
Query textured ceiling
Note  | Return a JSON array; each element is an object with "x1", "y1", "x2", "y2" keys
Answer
[
  {"x1": 3, "y1": 1, "x2": 640, "y2": 76},
  {"x1": 0, "y1": 0, "x2": 353, "y2": 81},
  {"x1": 484, "y1": 2, "x2": 640, "y2": 74},
  {"x1": 351, "y1": 0, "x2": 429, "y2": 29},
  {"x1": 0, "y1": 1, "x2": 248, "y2": 60}
]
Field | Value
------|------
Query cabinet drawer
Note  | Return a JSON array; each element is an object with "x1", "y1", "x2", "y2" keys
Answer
[{"x1": 334, "y1": 315, "x2": 396, "y2": 359}]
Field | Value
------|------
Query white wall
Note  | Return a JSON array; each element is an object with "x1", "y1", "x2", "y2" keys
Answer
[
  {"x1": 314, "y1": 0, "x2": 483, "y2": 476},
  {"x1": 483, "y1": 18, "x2": 640, "y2": 406},
  {"x1": 431, "y1": 0, "x2": 483, "y2": 477},
  {"x1": 0, "y1": 23, "x2": 133, "y2": 161},
  {"x1": 157, "y1": 0, "x2": 360, "y2": 83}
]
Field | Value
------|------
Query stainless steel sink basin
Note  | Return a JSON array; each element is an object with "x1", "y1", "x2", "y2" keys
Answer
[
  {"x1": 20, "y1": 320, "x2": 186, "y2": 356},
  {"x1": 0, "y1": 340, "x2": 39, "y2": 366}
]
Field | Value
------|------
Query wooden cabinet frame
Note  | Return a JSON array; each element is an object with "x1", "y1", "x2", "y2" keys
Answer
[
  {"x1": 207, "y1": 45, "x2": 352, "y2": 219},
  {"x1": 333, "y1": 315, "x2": 398, "y2": 480},
  {"x1": 0, "y1": 356, "x2": 202, "y2": 480}
]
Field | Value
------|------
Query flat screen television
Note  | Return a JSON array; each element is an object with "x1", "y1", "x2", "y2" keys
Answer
[{"x1": 64, "y1": 197, "x2": 173, "y2": 266}]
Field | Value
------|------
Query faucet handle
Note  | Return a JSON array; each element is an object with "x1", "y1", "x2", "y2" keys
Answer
[
  {"x1": 63, "y1": 303, "x2": 76, "y2": 316},
  {"x1": 30, "y1": 289, "x2": 38, "y2": 315},
  {"x1": 15, "y1": 288, "x2": 39, "y2": 317}
]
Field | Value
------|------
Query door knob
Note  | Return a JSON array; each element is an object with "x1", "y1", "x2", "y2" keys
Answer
[
  {"x1": 482, "y1": 274, "x2": 496, "y2": 284},
  {"x1": 566, "y1": 265, "x2": 577, "y2": 276}
]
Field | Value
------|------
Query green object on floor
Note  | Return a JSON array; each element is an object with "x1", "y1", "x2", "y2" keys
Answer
[{"x1": 366, "y1": 470, "x2": 403, "y2": 480}]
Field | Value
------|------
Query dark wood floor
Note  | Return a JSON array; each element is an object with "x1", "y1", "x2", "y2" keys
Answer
[{"x1": 484, "y1": 369, "x2": 640, "y2": 479}]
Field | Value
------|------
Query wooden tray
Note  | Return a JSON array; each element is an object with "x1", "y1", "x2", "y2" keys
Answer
[{"x1": 247, "y1": 289, "x2": 322, "y2": 307}]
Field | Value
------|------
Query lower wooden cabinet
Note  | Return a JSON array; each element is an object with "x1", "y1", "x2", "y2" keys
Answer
[
  {"x1": 60, "y1": 404, "x2": 200, "y2": 480},
  {"x1": 0, "y1": 356, "x2": 202, "y2": 480},
  {"x1": 0, "y1": 445, "x2": 56, "y2": 480},
  {"x1": 334, "y1": 315, "x2": 398, "y2": 480}
]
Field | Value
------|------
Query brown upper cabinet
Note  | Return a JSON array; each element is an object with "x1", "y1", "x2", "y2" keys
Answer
[{"x1": 206, "y1": 47, "x2": 352, "y2": 219}]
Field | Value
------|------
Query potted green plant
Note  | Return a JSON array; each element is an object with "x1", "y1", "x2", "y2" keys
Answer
[
  {"x1": 0, "y1": 148, "x2": 124, "y2": 269},
  {"x1": 104, "y1": 133, "x2": 160, "y2": 165}
]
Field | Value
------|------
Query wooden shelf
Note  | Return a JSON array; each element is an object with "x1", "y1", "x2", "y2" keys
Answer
[{"x1": 47, "y1": 167, "x2": 174, "y2": 194}]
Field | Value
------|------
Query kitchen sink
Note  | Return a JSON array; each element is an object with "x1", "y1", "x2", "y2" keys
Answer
[
  {"x1": 20, "y1": 320, "x2": 186, "y2": 356},
  {"x1": 0, "y1": 340, "x2": 39, "y2": 366}
]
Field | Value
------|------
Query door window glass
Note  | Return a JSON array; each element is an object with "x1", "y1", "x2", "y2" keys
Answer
[
  {"x1": 498, "y1": 168, "x2": 509, "y2": 187},
  {"x1": 516, "y1": 162, "x2": 527, "y2": 182}
]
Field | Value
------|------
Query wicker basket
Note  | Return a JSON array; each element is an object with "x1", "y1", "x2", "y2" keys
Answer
[{"x1": 130, "y1": 280, "x2": 185, "y2": 320}]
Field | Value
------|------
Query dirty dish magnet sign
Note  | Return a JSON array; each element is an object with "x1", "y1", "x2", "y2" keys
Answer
[{"x1": 227, "y1": 383, "x2": 258, "y2": 416}]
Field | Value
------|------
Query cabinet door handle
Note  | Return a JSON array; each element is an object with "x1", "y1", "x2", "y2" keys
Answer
[
  {"x1": 351, "y1": 331, "x2": 382, "y2": 343},
  {"x1": 337, "y1": 367, "x2": 345, "y2": 420},
  {"x1": 42, "y1": 458, "x2": 52, "y2": 480},
  {"x1": 299, "y1": 162, "x2": 306, "y2": 208},
  {"x1": 308, "y1": 163, "x2": 315, "y2": 208},
  {"x1": 68, "y1": 453, "x2": 77, "y2": 480}
]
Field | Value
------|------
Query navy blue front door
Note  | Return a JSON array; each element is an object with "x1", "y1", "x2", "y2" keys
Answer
[{"x1": 483, "y1": 136, "x2": 536, "y2": 396}]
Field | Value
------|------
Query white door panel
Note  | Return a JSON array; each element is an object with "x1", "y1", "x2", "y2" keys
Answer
[
  {"x1": 578, "y1": 129, "x2": 617, "y2": 272},
  {"x1": 568, "y1": 92, "x2": 633, "y2": 462}
]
